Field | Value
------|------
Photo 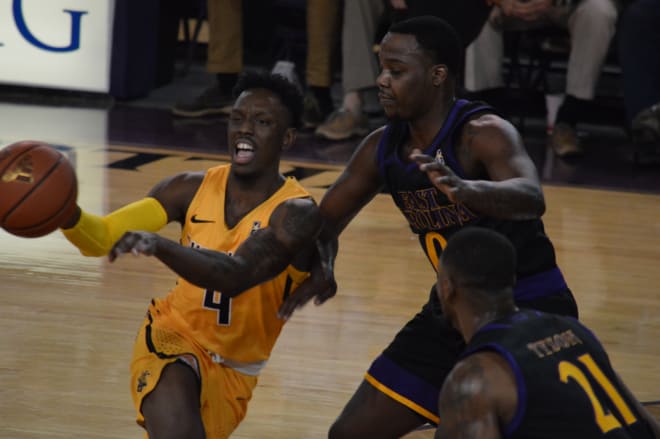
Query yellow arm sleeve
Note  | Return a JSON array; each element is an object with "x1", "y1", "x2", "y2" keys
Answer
[{"x1": 61, "y1": 197, "x2": 168, "y2": 257}]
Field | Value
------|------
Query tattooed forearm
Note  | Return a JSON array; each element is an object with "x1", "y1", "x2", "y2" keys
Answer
[
  {"x1": 152, "y1": 198, "x2": 321, "y2": 297},
  {"x1": 436, "y1": 357, "x2": 501, "y2": 439},
  {"x1": 456, "y1": 179, "x2": 545, "y2": 220}
]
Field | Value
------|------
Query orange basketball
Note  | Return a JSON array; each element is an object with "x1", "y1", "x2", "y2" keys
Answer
[{"x1": 0, "y1": 141, "x2": 78, "y2": 238}]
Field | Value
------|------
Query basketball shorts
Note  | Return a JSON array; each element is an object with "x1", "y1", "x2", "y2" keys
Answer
[
  {"x1": 130, "y1": 304, "x2": 258, "y2": 439},
  {"x1": 367, "y1": 284, "x2": 578, "y2": 424}
]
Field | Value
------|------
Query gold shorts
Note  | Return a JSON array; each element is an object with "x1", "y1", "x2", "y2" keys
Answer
[{"x1": 130, "y1": 307, "x2": 258, "y2": 438}]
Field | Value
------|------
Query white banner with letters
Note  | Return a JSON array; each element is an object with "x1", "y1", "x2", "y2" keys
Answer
[{"x1": 0, "y1": 0, "x2": 115, "y2": 92}]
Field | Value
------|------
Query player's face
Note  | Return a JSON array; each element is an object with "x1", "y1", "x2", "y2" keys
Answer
[
  {"x1": 376, "y1": 32, "x2": 436, "y2": 120},
  {"x1": 228, "y1": 88, "x2": 294, "y2": 176}
]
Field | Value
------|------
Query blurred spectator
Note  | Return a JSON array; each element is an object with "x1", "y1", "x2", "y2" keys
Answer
[
  {"x1": 618, "y1": 0, "x2": 660, "y2": 159},
  {"x1": 465, "y1": 0, "x2": 619, "y2": 158},
  {"x1": 315, "y1": 0, "x2": 492, "y2": 141},
  {"x1": 172, "y1": 0, "x2": 339, "y2": 120}
]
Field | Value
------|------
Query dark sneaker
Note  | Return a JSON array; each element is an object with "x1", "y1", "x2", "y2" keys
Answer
[
  {"x1": 550, "y1": 123, "x2": 583, "y2": 158},
  {"x1": 172, "y1": 85, "x2": 233, "y2": 118},
  {"x1": 315, "y1": 109, "x2": 369, "y2": 141}
]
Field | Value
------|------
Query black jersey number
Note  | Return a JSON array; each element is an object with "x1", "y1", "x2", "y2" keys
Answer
[
  {"x1": 558, "y1": 354, "x2": 637, "y2": 433},
  {"x1": 203, "y1": 289, "x2": 231, "y2": 326}
]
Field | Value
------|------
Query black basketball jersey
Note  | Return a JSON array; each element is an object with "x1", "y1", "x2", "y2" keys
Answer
[
  {"x1": 462, "y1": 310, "x2": 655, "y2": 438},
  {"x1": 376, "y1": 99, "x2": 566, "y2": 301}
]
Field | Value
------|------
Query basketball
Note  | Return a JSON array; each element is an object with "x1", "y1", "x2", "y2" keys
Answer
[{"x1": 0, "y1": 141, "x2": 78, "y2": 238}]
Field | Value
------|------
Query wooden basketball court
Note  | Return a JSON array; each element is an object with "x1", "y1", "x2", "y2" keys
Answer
[{"x1": 1, "y1": 142, "x2": 659, "y2": 438}]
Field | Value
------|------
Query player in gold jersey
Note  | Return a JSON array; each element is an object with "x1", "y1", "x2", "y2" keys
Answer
[{"x1": 60, "y1": 71, "x2": 321, "y2": 439}]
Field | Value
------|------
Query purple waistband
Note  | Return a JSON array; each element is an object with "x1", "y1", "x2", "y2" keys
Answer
[{"x1": 514, "y1": 267, "x2": 568, "y2": 301}]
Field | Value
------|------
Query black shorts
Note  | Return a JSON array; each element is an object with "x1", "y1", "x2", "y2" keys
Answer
[{"x1": 366, "y1": 285, "x2": 578, "y2": 423}]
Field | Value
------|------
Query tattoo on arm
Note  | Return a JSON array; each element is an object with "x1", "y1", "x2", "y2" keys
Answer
[
  {"x1": 154, "y1": 198, "x2": 320, "y2": 297},
  {"x1": 455, "y1": 119, "x2": 545, "y2": 220},
  {"x1": 435, "y1": 356, "x2": 502, "y2": 439},
  {"x1": 225, "y1": 198, "x2": 321, "y2": 293}
]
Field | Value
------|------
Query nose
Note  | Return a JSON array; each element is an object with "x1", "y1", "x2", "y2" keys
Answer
[
  {"x1": 237, "y1": 117, "x2": 254, "y2": 135},
  {"x1": 376, "y1": 70, "x2": 388, "y2": 89}
]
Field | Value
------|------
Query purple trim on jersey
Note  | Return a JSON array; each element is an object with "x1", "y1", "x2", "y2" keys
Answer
[
  {"x1": 368, "y1": 354, "x2": 440, "y2": 421},
  {"x1": 478, "y1": 323, "x2": 513, "y2": 332},
  {"x1": 514, "y1": 267, "x2": 568, "y2": 301},
  {"x1": 404, "y1": 99, "x2": 471, "y2": 173},
  {"x1": 376, "y1": 99, "x2": 471, "y2": 177},
  {"x1": 442, "y1": 104, "x2": 496, "y2": 180},
  {"x1": 460, "y1": 343, "x2": 528, "y2": 438}
]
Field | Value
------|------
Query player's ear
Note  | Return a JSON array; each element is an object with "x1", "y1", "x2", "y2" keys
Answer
[
  {"x1": 282, "y1": 127, "x2": 296, "y2": 151},
  {"x1": 443, "y1": 275, "x2": 457, "y2": 303},
  {"x1": 432, "y1": 64, "x2": 448, "y2": 87}
]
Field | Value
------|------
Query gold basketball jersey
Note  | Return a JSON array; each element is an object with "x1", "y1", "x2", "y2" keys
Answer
[{"x1": 160, "y1": 164, "x2": 312, "y2": 368}]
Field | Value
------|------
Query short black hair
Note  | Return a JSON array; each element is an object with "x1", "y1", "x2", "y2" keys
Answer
[
  {"x1": 441, "y1": 227, "x2": 516, "y2": 291},
  {"x1": 232, "y1": 71, "x2": 304, "y2": 129},
  {"x1": 388, "y1": 15, "x2": 462, "y2": 78}
]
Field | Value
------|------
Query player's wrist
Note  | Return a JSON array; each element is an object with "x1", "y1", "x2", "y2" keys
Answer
[{"x1": 61, "y1": 205, "x2": 82, "y2": 230}]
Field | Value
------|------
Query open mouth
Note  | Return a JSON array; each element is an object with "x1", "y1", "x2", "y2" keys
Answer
[{"x1": 234, "y1": 141, "x2": 255, "y2": 164}]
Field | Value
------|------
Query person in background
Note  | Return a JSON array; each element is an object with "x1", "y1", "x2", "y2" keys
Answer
[
  {"x1": 618, "y1": 0, "x2": 660, "y2": 162},
  {"x1": 434, "y1": 227, "x2": 660, "y2": 439},
  {"x1": 172, "y1": 0, "x2": 340, "y2": 125},
  {"x1": 280, "y1": 16, "x2": 578, "y2": 438},
  {"x1": 465, "y1": 0, "x2": 619, "y2": 158},
  {"x1": 315, "y1": 0, "x2": 493, "y2": 141},
  {"x1": 61, "y1": 71, "x2": 322, "y2": 438}
]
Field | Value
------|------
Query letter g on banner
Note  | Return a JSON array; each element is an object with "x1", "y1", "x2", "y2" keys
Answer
[{"x1": 13, "y1": 0, "x2": 88, "y2": 52}]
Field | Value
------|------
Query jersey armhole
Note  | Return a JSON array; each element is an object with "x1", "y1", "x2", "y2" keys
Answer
[{"x1": 462, "y1": 343, "x2": 527, "y2": 438}]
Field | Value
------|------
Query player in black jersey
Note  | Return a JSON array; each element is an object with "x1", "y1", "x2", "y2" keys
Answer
[
  {"x1": 279, "y1": 15, "x2": 579, "y2": 438},
  {"x1": 435, "y1": 227, "x2": 660, "y2": 439}
]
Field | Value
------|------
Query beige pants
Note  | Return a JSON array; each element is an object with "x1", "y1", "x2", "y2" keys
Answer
[
  {"x1": 206, "y1": 0, "x2": 340, "y2": 87},
  {"x1": 464, "y1": 0, "x2": 618, "y2": 100}
]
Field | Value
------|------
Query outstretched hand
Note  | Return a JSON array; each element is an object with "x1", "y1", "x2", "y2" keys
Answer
[
  {"x1": 410, "y1": 148, "x2": 465, "y2": 203},
  {"x1": 108, "y1": 231, "x2": 159, "y2": 262},
  {"x1": 278, "y1": 240, "x2": 338, "y2": 320},
  {"x1": 278, "y1": 269, "x2": 337, "y2": 320}
]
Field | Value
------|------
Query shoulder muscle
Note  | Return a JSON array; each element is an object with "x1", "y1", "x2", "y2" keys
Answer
[
  {"x1": 269, "y1": 197, "x2": 321, "y2": 252},
  {"x1": 460, "y1": 114, "x2": 540, "y2": 182},
  {"x1": 436, "y1": 352, "x2": 516, "y2": 439},
  {"x1": 148, "y1": 171, "x2": 205, "y2": 223}
]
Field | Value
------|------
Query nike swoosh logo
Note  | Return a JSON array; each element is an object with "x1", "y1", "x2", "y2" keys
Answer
[{"x1": 191, "y1": 214, "x2": 215, "y2": 224}]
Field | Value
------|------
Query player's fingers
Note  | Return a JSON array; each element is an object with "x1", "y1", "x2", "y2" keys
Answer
[
  {"x1": 278, "y1": 283, "x2": 314, "y2": 319},
  {"x1": 134, "y1": 236, "x2": 156, "y2": 256},
  {"x1": 420, "y1": 161, "x2": 453, "y2": 176},
  {"x1": 434, "y1": 176, "x2": 458, "y2": 187},
  {"x1": 108, "y1": 232, "x2": 139, "y2": 261},
  {"x1": 409, "y1": 152, "x2": 434, "y2": 164},
  {"x1": 278, "y1": 293, "x2": 310, "y2": 320},
  {"x1": 314, "y1": 284, "x2": 337, "y2": 306}
]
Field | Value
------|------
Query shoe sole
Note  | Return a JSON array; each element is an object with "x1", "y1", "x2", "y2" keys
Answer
[{"x1": 171, "y1": 105, "x2": 233, "y2": 118}]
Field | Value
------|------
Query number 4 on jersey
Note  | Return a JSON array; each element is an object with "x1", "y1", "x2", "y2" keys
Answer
[{"x1": 203, "y1": 289, "x2": 231, "y2": 325}]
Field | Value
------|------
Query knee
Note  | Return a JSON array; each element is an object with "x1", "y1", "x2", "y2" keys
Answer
[{"x1": 572, "y1": 0, "x2": 618, "y2": 28}]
